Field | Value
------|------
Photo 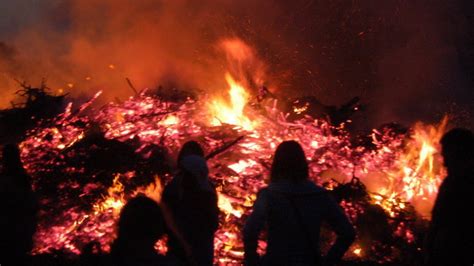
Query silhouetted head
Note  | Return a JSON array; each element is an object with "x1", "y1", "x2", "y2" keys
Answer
[
  {"x1": 2, "y1": 143, "x2": 26, "y2": 175},
  {"x1": 115, "y1": 196, "x2": 165, "y2": 249},
  {"x1": 440, "y1": 128, "x2": 474, "y2": 176},
  {"x1": 177, "y1": 141, "x2": 204, "y2": 165},
  {"x1": 271, "y1": 141, "x2": 309, "y2": 182},
  {"x1": 180, "y1": 154, "x2": 211, "y2": 191}
]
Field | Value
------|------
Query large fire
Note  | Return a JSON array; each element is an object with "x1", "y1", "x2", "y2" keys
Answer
[{"x1": 16, "y1": 38, "x2": 448, "y2": 264}]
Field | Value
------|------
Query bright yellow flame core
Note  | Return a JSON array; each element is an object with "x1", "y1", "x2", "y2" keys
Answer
[
  {"x1": 218, "y1": 192, "x2": 243, "y2": 218},
  {"x1": 353, "y1": 248, "x2": 362, "y2": 256},
  {"x1": 400, "y1": 117, "x2": 447, "y2": 198},
  {"x1": 210, "y1": 73, "x2": 255, "y2": 130},
  {"x1": 160, "y1": 115, "x2": 179, "y2": 126},
  {"x1": 94, "y1": 175, "x2": 125, "y2": 215}
]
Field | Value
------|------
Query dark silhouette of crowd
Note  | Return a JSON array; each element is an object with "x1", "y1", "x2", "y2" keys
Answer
[{"x1": 1, "y1": 129, "x2": 473, "y2": 265}]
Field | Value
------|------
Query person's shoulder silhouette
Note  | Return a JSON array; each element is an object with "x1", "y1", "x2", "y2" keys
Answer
[
  {"x1": 440, "y1": 128, "x2": 474, "y2": 180},
  {"x1": 0, "y1": 143, "x2": 38, "y2": 265},
  {"x1": 162, "y1": 141, "x2": 205, "y2": 207},
  {"x1": 161, "y1": 141, "x2": 218, "y2": 266},
  {"x1": 110, "y1": 195, "x2": 169, "y2": 266},
  {"x1": 244, "y1": 141, "x2": 355, "y2": 266},
  {"x1": 425, "y1": 128, "x2": 474, "y2": 266}
]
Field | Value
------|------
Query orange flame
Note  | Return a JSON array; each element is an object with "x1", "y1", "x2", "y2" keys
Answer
[
  {"x1": 136, "y1": 176, "x2": 163, "y2": 203},
  {"x1": 217, "y1": 192, "x2": 243, "y2": 218},
  {"x1": 95, "y1": 174, "x2": 164, "y2": 216},
  {"x1": 207, "y1": 38, "x2": 267, "y2": 131},
  {"x1": 370, "y1": 116, "x2": 448, "y2": 218},
  {"x1": 93, "y1": 174, "x2": 126, "y2": 215},
  {"x1": 209, "y1": 73, "x2": 255, "y2": 130}
]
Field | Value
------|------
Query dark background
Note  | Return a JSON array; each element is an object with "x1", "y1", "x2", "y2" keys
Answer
[{"x1": 1, "y1": 0, "x2": 473, "y2": 129}]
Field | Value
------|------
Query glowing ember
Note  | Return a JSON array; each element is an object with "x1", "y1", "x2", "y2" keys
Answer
[
  {"x1": 353, "y1": 247, "x2": 363, "y2": 256},
  {"x1": 20, "y1": 90, "x2": 448, "y2": 263},
  {"x1": 16, "y1": 39, "x2": 449, "y2": 264},
  {"x1": 217, "y1": 192, "x2": 243, "y2": 218},
  {"x1": 160, "y1": 115, "x2": 179, "y2": 126}
]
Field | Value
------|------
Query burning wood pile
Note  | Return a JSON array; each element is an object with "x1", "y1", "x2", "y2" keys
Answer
[
  {"x1": 1, "y1": 39, "x2": 447, "y2": 265},
  {"x1": 11, "y1": 78, "x2": 446, "y2": 265}
]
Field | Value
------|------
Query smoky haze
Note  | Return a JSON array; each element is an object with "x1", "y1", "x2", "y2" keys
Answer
[{"x1": 0, "y1": 0, "x2": 473, "y2": 129}]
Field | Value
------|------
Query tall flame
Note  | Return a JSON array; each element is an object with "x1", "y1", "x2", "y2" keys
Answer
[{"x1": 209, "y1": 73, "x2": 255, "y2": 130}]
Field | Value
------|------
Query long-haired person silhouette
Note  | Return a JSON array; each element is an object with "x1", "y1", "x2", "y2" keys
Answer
[
  {"x1": 110, "y1": 195, "x2": 169, "y2": 266},
  {"x1": 243, "y1": 141, "x2": 355, "y2": 266},
  {"x1": 161, "y1": 141, "x2": 219, "y2": 266}
]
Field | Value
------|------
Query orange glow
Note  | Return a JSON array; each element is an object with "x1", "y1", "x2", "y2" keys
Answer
[
  {"x1": 220, "y1": 38, "x2": 255, "y2": 64},
  {"x1": 160, "y1": 115, "x2": 179, "y2": 126},
  {"x1": 370, "y1": 116, "x2": 448, "y2": 218},
  {"x1": 31, "y1": 173, "x2": 162, "y2": 254},
  {"x1": 209, "y1": 73, "x2": 255, "y2": 130},
  {"x1": 353, "y1": 247, "x2": 363, "y2": 256},
  {"x1": 227, "y1": 159, "x2": 258, "y2": 174},
  {"x1": 18, "y1": 36, "x2": 449, "y2": 262},
  {"x1": 94, "y1": 174, "x2": 126, "y2": 215},
  {"x1": 218, "y1": 192, "x2": 243, "y2": 218},
  {"x1": 136, "y1": 176, "x2": 163, "y2": 203}
]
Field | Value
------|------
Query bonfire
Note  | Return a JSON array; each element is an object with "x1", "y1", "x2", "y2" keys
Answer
[{"x1": 15, "y1": 38, "x2": 447, "y2": 265}]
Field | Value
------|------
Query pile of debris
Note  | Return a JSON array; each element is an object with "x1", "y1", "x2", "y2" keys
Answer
[{"x1": 1, "y1": 85, "x2": 443, "y2": 265}]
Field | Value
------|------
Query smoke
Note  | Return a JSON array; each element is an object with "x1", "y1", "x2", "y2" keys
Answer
[
  {"x1": 365, "y1": 0, "x2": 474, "y2": 128},
  {"x1": 0, "y1": 0, "x2": 473, "y2": 129},
  {"x1": 0, "y1": 0, "x2": 277, "y2": 106}
]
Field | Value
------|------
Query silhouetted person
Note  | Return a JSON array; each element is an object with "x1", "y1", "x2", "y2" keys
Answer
[
  {"x1": 0, "y1": 144, "x2": 38, "y2": 266},
  {"x1": 424, "y1": 128, "x2": 474, "y2": 266},
  {"x1": 176, "y1": 141, "x2": 205, "y2": 164},
  {"x1": 162, "y1": 142, "x2": 205, "y2": 204},
  {"x1": 162, "y1": 141, "x2": 219, "y2": 266},
  {"x1": 243, "y1": 141, "x2": 355, "y2": 266},
  {"x1": 110, "y1": 195, "x2": 169, "y2": 266}
]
